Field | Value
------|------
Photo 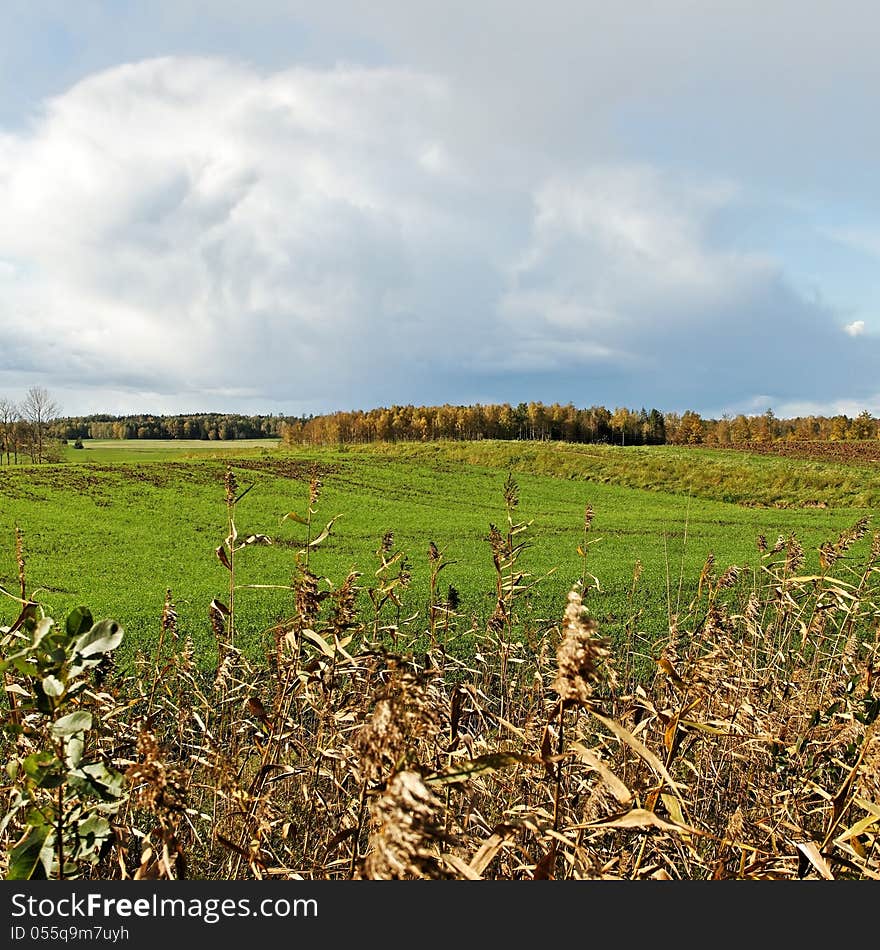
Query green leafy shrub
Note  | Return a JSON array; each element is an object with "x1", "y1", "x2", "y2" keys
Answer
[{"x1": 1, "y1": 605, "x2": 125, "y2": 879}]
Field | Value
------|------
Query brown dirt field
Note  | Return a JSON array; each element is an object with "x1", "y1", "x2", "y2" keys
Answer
[{"x1": 718, "y1": 439, "x2": 880, "y2": 466}]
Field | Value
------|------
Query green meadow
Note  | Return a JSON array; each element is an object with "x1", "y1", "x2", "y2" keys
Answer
[
  {"x1": 1, "y1": 439, "x2": 876, "y2": 670},
  {"x1": 61, "y1": 437, "x2": 281, "y2": 463}
]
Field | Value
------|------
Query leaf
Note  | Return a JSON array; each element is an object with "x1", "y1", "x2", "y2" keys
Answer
[
  {"x1": 324, "y1": 827, "x2": 359, "y2": 853},
  {"x1": 215, "y1": 834, "x2": 253, "y2": 858},
  {"x1": 495, "y1": 716, "x2": 529, "y2": 742},
  {"x1": 74, "y1": 815, "x2": 112, "y2": 860},
  {"x1": 678, "y1": 719, "x2": 729, "y2": 736},
  {"x1": 215, "y1": 545, "x2": 232, "y2": 571},
  {"x1": 795, "y1": 841, "x2": 834, "y2": 880},
  {"x1": 570, "y1": 742, "x2": 633, "y2": 805},
  {"x1": 540, "y1": 724, "x2": 555, "y2": 779},
  {"x1": 41, "y1": 675, "x2": 65, "y2": 698},
  {"x1": 7, "y1": 601, "x2": 39, "y2": 635},
  {"x1": 8, "y1": 823, "x2": 51, "y2": 880},
  {"x1": 0, "y1": 787, "x2": 24, "y2": 832},
  {"x1": 239, "y1": 534, "x2": 272, "y2": 548},
  {"x1": 663, "y1": 713, "x2": 679, "y2": 753},
  {"x1": 331, "y1": 634, "x2": 355, "y2": 663},
  {"x1": 660, "y1": 793, "x2": 695, "y2": 848},
  {"x1": 821, "y1": 749, "x2": 866, "y2": 848},
  {"x1": 6, "y1": 656, "x2": 39, "y2": 678},
  {"x1": 834, "y1": 799, "x2": 880, "y2": 843},
  {"x1": 583, "y1": 808, "x2": 698, "y2": 835},
  {"x1": 589, "y1": 710, "x2": 685, "y2": 801},
  {"x1": 442, "y1": 854, "x2": 483, "y2": 880},
  {"x1": 307, "y1": 515, "x2": 342, "y2": 549},
  {"x1": 785, "y1": 575, "x2": 858, "y2": 593},
  {"x1": 468, "y1": 825, "x2": 517, "y2": 877},
  {"x1": 531, "y1": 842, "x2": 557, "y2": 880},
  {"x1": 657, "y1": 656, "x2": 687, "y2": 690},
  {"x1": 65, "y1": 606, "x2": 94, "y2": 639},
  {"x1": 283, "y1": 511, "x2": 310, "y2": 526},
  {"x1": 68, "y1": 761, "x2": 124, "y2": 803},
  {"x1": 74, "y1": 619, "x2": 124, "y2": 658},
  {"x1": 64, "y1": 735, "x2": 84, "y2": 770},
  {"x1": 426, "y1": 752, "x2": 541, "y2": 786},
  {"x1": 300, "y1": 628, "x2": 336, "y2": 658},
  {"x1": 52, "y1": 711, "x2": 93, "y2": 736},
  {"x1": 31, "y1": 618, "x2": 55, "y2": 650},
  {"x1": 22, "y1": 750, "x2": 61, "y2": 788}
]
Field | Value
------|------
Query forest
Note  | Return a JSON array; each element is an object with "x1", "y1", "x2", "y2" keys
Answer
[{"x1": 279, "y1": 401, "x2": 880, "y2": 447}]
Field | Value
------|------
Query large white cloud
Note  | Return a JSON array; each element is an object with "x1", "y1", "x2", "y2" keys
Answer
[
  {"x1": 496, "y1": 166, "x2": 880, "y2": 410},
  {"x1": 0, "y1": 58, "x2": 496, "y2": 412},
  {"x1": 0, "y1": 54, "x2": 877, "y2": 416}
]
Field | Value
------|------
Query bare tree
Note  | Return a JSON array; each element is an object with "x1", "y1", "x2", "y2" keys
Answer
[
  {"x1": 0, "y1": 398, "x2": 20, "y2": 465},
  {"x1": 21, "y1": 386, "x2": 59, "y2": 463}
]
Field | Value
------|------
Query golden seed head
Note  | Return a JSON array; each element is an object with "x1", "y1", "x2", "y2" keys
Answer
[
  {"x1": 552, "y1": 589, "x2": 614, "y2": 705},
  {"x1": 362, "y1": 770, "x2": 451, "y2": 880},
  {"x1": 224, "y1": 467, "x2": 238, "y2": 505},
  {"x1": 584, "y1": 504, "x2": 594, "y2": 533},
  {"x1": 126, "y1": 728, "x2": 187, "y2": 815},
  {"x1": 717, "y1": 565, "x2": 741, "y2": 590},
  {"x1": 355, "y1": 670, "x2": 441, "y2": 781}
]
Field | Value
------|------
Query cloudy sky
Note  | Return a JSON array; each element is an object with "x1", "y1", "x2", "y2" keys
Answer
[{"x1": 1, "y1": 1, "x2": 879, "y2": 418}]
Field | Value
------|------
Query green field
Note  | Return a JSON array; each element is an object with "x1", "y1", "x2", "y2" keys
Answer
[
  {"x1": 61, "y1": 437, "x2": 281, "y2": 463},
  {"x1": 1, "y1": 439, "x2": 876, "y2": 670}
]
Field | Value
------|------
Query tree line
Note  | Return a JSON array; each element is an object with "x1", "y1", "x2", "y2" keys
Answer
[
  {"x1": 3, "y1": 390, "x2": 878, "y2": 463},
  {"x1": 283, "y1": 402, "x2": 665, "y2": 445},
  {"x1": 280, "y1": 402, "x2": 880, "y2": 447},
  {"x1": 51, "y1": 412, "x2": 289, "y2": 443},
  {"x1": 0, "y1": 394, "x2": 296, "y2": 464}
]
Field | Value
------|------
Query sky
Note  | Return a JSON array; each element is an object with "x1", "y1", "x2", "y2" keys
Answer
[{"x1": 1, "y1": 1, "x2": 879, "y2": 420}]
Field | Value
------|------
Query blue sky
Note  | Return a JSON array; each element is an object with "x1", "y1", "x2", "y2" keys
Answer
[{"x1": 1, "y1": 1, "x2": 879, "y2": 418}]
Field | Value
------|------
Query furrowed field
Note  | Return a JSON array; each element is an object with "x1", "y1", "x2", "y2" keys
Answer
[{"x1": 1, "y1": 438, "x2": 878, "y2": 881}]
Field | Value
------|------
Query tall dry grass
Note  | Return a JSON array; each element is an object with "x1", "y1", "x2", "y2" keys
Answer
[{"x1": 1, "y1": 469, "x2": 878, "y2": 880}]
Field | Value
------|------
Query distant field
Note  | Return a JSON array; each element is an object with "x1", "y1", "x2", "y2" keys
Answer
[{"x1": 61, "y1": 437, "x2": 281, "y2": 463}]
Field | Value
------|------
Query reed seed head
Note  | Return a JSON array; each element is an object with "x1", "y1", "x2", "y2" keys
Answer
[
  {"x1": 224, "y1": 467, "x2": 238, "y2": 506},
  {"x1": 362, "y1": 770, "x2": 451, "y2": 880},
  {"x1": 553, "y1": 588, "x2": 613, "y2": 705},
  {"x1": 503, "y1": 472, "x2": 519, "y2": 510},
  {"x1": 355, "y1": 670, "x2": 441, "y2": 781},
  {"x1": 126, "y1": 728, "x2": 187, "y2": 817},
  {"x1": 309, "y1": 465, "x2": 323, "y2": 507}
]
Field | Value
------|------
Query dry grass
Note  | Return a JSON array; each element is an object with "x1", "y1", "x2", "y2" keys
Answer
[{"x1": 1, "y1": 473, "x2": 878, "y2": 881}]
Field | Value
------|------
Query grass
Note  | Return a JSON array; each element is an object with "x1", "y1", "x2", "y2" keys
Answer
[
  {"x1": 0, "y1": 440, "x2": 875, "y2": 677},
  {"x1": 61, "y1": 438, "x2": 280, "y2": 463},
  {"x1": 338, "y1": 439, "x2": 880, "y2": 508}
]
